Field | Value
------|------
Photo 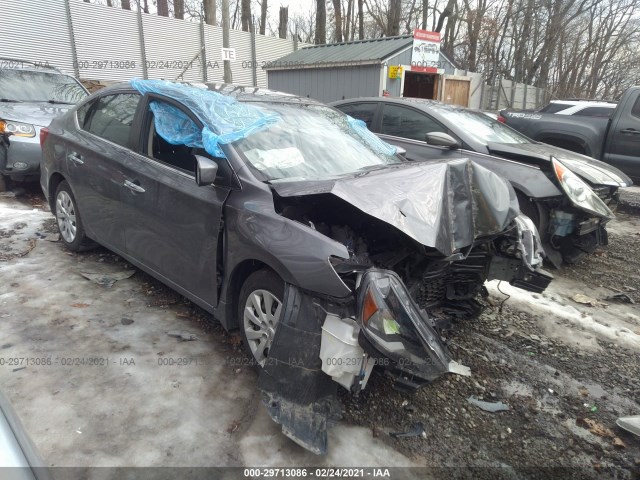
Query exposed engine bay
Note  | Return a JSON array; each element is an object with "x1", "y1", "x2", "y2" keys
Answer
[{"x1": 275, "y1": 192, "x2": 549, "y2": 322}]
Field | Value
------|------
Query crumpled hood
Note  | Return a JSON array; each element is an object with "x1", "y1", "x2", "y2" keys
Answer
[
  {"x1": 271, "y1": 158, "x2": 520, "y2": 256},
  {"x1": 0, "y1": 102, "x2": 71, "y2": 127},
  {"x1": 487, "y1": 142, "x2": 632, "y2": 187}
]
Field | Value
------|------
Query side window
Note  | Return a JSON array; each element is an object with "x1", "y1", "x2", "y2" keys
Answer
[
  {"x1": 76, "y1": 100, "x2": 94, "y2": 129},
  {"x1": 380, "y1": 104, "x2": 446, "y2": 141},
  {"x1": 337, "y1": 103, "x2": 377, "y2": 129},
  {"x1": 143, "y1": 99, "x2": 233, "y2": 186},
  {"x1": 573, "y1": 106, "x2": 614, "y2": 118},
  {"x1": 83, "y1": 93, "x2": 140, "y2": 147},
  {"x1": 631, "y1": 97, "x2": 640, "y2": 119}
]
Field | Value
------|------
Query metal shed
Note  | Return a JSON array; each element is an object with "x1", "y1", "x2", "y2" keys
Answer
[{"x1": 264, "y1": 35, "x2": 471, "y2": 106}]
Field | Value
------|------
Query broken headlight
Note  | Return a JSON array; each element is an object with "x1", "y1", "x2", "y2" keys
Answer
[
  {"x1": 357, "y1": 269, "x2": 468, "y2": 381},
  {"x1": 552, "y1": 157, "x2": 613, "y2": 219}
]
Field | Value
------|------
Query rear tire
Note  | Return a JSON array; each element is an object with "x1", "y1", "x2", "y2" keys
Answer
[
  {"x1": 238, "y1": 269, "x2": 285, "y2": 369},
  {"x1": 0, "y1": 174, "x2": 8, "y2": 193},
  {"x1": 54, "y1": 181, "x2": 91, "y2": 252}
]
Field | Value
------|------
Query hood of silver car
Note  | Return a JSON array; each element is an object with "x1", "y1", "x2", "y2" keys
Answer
[
  {"x1": 270, "y1": 158, "x2": 520, "y2": 256},
  {"x1": 487, "y1": 142, "x2": 632, "y2": 187},
  {"x1": 0, "y1": 102, "x2": 71, "y2": 127}
]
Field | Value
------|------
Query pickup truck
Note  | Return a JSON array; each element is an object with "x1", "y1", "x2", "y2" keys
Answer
[{"x1": 501, "y1": 86, "x2": 640, "y2": 180}]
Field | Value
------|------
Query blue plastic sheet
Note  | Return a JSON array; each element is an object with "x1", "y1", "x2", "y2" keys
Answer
[
  {"x1": 149, "y1": 101, "x2": 204, "y2": 148},
  {"x1": 130, "y1": 79, "x2": 280, "y2": 157},
  {"x1": 347, "y1": 117, "x2": 398, "y2": 156}
]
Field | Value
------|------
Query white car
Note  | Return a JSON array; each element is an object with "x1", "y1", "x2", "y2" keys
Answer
[{"x1": 538, "y1": 100, "x2": 616, "y2": 117}]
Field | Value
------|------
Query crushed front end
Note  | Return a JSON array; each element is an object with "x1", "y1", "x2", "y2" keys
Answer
[{"x1": 259, "y1": 160, "x2": 553, "y2": 454}]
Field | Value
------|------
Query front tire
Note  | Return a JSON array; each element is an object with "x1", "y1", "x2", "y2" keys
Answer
[
  {"x1": 54, "y1": 180, "x2": 90, "y2": 251},
  {"x1": 238, "y1": 269, "x2": 285, "y2": 368}
]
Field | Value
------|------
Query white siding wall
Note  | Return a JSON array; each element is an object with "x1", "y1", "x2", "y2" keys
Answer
[{"x1": 1, "y1": 0, "x2": 308, "y2": 87}]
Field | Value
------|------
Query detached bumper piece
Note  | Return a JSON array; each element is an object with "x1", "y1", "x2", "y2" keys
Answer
[
  {"x1": 356, "y1": 269, "x2": 470, "y2": 386},
  {"x1": 488, "y1": 256, "x2": 553, "y2": 293}
]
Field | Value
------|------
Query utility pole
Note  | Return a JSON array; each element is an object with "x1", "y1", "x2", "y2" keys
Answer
[{"x1": 222, "y1": 0, "x2": 232, "y2": 83}]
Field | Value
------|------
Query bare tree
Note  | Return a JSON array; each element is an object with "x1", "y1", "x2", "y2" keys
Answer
[
  {"x1": 358, "y1": 0, "x2": 364, "y2": 38},
  {"x1": 121, "y1": 0, "x2": 131, "y2": 9},
  {"x1": 157, "y1": 0, "x2": 169, "y2": 16},
  {"x1": 241, "y1": 0, "x2": 251, "y2": 31},
  {"x1": 203, "y1": 0, "x2": 216, "y2": 25},
  {"x1": 315, "y1": 0, "x2": 327, "y2": 44},
  {"x1": 332, "y1": 0, "x2": 343, "y2": 41},
  {"x1": 174, "y1": 0, "x2": 184, "y2": 19},
  {"x1": 278, "y1": 6, "x2": 288, "y2": 39},
  {"x1": 260, "y1": 0, "x2": 268, "y2": 35}
]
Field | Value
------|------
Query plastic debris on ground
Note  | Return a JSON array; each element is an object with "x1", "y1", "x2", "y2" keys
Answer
[
  {"x1": 605, "y1": 292, "x2": 635, "y2": 304},
  {"x1": 389, "y1": 422, "x2": 426, "y2": 438},
  {"x1": 80, "y1": 271, "x2": 136, "y2": 288},
  {"x1": 166, "y1": 330, "x2": 198, "y2": 341},
  {"x1": 617, "y1": 415, "x2": 640, "y2": 436},
  {"x1": 130, "y1": 79, "x2": 280, "y2": 158},
  {"x1": 571, "y1": 293, "x2": 608, "y2": 307},
  {"x1": 467, "y1": 396, "x2": 510, "y2": 412}
]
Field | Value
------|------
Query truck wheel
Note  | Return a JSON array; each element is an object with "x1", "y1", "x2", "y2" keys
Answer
[{"x1": 238, "y1": 269, "x2": 285, "y2": 369}]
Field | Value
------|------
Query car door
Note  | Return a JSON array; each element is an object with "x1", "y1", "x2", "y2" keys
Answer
[
  {"x1": 119, "y1": 95, "x2": 232, "y2": 308},
  {"x1": 605, "y1": 95, "x2": 640, "y2": 178},
  {"x1": 65, "y1": 91, "x2": 142, "y2": 253},
  {"x1": 377, "y1": 103, "x2": 460, "y2": 163}
]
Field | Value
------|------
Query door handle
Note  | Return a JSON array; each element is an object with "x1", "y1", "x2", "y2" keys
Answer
[
  {"x1": 67, "y1": 152, "x2": 84, "y2": 165},
  {"x1": 620, "y1": 128, "x2": 640, "y2": 135},
  {"x1": 123, "y1": 179, "x2": 145, "y2": 193}
]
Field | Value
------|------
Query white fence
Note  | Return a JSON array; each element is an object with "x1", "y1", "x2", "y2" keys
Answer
[{"x1": 1, "y1": 0, "x2": 305, "y2": 87}]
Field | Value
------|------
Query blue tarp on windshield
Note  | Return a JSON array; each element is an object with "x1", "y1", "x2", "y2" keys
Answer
[{"x1": 130, "y1": 79, "x2": 280, "y2": 157}]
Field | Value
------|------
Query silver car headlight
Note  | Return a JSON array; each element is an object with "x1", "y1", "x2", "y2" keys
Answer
[
  {"x1": 0, "y1": 119, "x2": 36, "y2": 138},
  {"x1": 552, "y1": 157, "x2": 613, "y2": 218}
]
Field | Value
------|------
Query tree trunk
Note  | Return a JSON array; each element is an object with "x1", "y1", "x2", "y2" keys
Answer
[
  {"x1": 241, "y1": 0, "x2": 251, "y2": 31},
  {"x1": 203, "y1": 0, "x2": 216, "y2": 25},
  {"x1": 174, "y1": 0, "x2": 184, "y2": 19},
  {"x1": 260, "y1": 0, "x2": 268, "y2": 35},
  {"x1": 106, "y1": 0, "x2": 113, "y2": 7},
  {"x1": 421, "y1": 0, "x2": 428, "y2": 29},
  {"x1": 157, "y1": 0, "x2": 168, "y2": 17},
  {"x1": 435, "y1": 0, "x2": 455, "y2": 32},
  {"x1": 344, "y1": 0, "x2": 353, "y2": 40},
  {"x1": 121, "y1": 0, "x2": 131, "y2": 10},
  {"x1": 332, "y1": 0, "x2": 343, "y2": 42},
  {"x1": 142, "y1": 0, "x2": 149, "y2": 13},
  {"x1": 387, "y1": 0, "x2": 401, "y2": 36},
  {"x1": 315, "y1": 0, "x2": 326, "y2": 44},
  {"x1": 358, "y1": 0, "x2": 364, "y2": 39},
  {"x1": 278, "y1": 6, "x2": 288, "y2": 39}
]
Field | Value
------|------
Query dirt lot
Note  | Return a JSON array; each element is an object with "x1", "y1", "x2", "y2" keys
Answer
[{"x1": 1, "y1": 185, "x2": 639, "y2": 479}]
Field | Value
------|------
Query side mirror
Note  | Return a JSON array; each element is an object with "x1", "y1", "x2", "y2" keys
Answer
[
  {"x1": 195, "y1": 155, "x2": 219, "y2": 186},
  {"x1": 425, "y1": 132, "x2": 460, "y2": 149},
  {"x1": 395, "y1": 146, "x2": 407, "y2": 158}
]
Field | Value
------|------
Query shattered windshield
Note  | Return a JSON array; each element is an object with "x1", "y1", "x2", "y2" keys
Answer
[
  {"x1": 0, "y1": 70, "x2": 87, "y2": 104},
  {"x1": 232, "y1": 104, "x2": 402, "y2": 181},
  {"x1": 433, "y1": 106, "x2": 531, "y2": 145}
]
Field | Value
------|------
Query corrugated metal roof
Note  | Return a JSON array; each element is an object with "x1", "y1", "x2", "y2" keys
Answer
[{"x1": 264, "y1": 35, "x2": 414, "y2": 70}]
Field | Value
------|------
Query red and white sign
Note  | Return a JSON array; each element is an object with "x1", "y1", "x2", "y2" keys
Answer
[{"x1": 411, "y1": 29, "x2": 441, "y2": 73}]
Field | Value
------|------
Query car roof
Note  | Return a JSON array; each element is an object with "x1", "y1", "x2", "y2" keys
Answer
[{"x1": 101, "y1": 81, "x2": 325, "y2": 106}]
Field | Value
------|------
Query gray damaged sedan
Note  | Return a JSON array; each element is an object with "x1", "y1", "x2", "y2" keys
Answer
[{"x1": 40, "y1": 80, "x2": 552, "y2": 454}]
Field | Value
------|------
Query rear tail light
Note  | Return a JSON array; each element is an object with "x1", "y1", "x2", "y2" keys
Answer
[
  {"x1": 497, "y1": 115, "x2": 506, "y2": 123},
  {"x1": 40, "y1": 127, "x2": 49, "y2": 147}
]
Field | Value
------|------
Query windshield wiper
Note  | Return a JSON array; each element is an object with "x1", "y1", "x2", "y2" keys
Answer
[
  {"x1": 44, "y1": 99, "x2": 74, "y2": 105},
  {"x1": 0, "y1": 98, "x2": 22, "y2": 103}
]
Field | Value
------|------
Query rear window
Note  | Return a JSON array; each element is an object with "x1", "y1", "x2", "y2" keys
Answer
[
  {"x1": 573, "y1": 106, "x2": 614, "y2": 117},
  {"x1": 0, "y1": 69, "x2": 87, "y2": 104},
  {"x1": 83, "y1": 93, "x2": 141, "y2": 147},
  {"x1": 632, "y1": 97, "x2": 640, "y2": 119},
  {"x1": 539, "y1": 103, "x2": 570, "y2": 113},
  {"x1": 335, "y1": 103, "x2": 377, "y2": 129}
]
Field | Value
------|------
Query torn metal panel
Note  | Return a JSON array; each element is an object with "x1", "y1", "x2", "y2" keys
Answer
[
  {"x1": 271, "y1": 159, "x2": 520, "y2": 256},
  {"x1": 257, "y1": 284, "x2": 345, "y2": 455}
]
